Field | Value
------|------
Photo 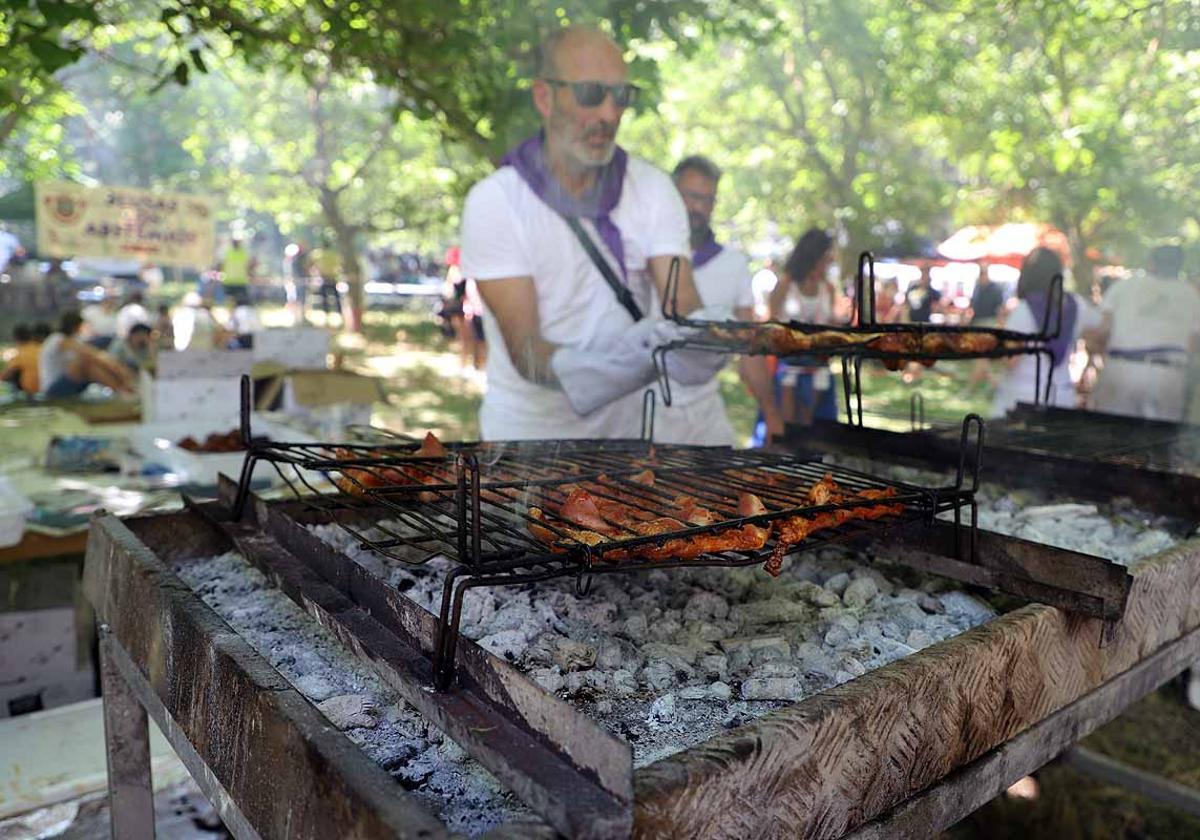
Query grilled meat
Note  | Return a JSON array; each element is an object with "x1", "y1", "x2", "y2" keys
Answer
[
  {"x1": 763, "y1": 477, "x2": 904, "y2": 576},
  {"x1": 331, "y1": 432, "x2": 451, "y2": 497}
]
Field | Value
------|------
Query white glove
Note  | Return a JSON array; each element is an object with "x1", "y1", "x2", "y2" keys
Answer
[
  {"x1": 551, "y1": 320, "x2": 659, "y2": 416},
  {"x1": 650, "y1": 317, "x2": 728, "y2": 386},
  {"x1": 664, "y1": 345, "x2": 728, "y2": 385}
]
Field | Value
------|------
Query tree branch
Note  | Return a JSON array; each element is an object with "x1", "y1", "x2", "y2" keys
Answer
[
  {"x1": 334, "y1": 124, "x2": 394, "y2": 195},
  {"x1": 759, "y1": 48, "x2": 849, "y2": 204}
]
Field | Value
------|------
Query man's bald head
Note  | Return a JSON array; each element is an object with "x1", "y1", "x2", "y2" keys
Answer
[
  {"x1": 533, "y1": 25, "x2": 630, "y2": 170},
  {"x1": 537, "y1": 26, "x2": 625, "y2": 80}
]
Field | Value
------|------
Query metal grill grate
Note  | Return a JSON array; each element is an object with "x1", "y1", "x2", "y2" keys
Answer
[
  {"x1": 651, "y1": 251, "x2": 1065, "y2": 425},
  {"x1": 226, "y1": 378, "x2": 984, "y2": 686}
]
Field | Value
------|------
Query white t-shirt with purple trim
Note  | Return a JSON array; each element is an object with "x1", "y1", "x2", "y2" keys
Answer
[{"x1": 461, "y1": 157, "x2": 689, "y2": 440}]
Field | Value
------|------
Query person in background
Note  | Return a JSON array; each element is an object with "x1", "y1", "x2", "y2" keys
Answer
[
  {"x1": 460, "y1": 25, "x2": 708, "y2": 440},
  {"x1": 283, "y1": 241, "x2": 309, "y2": 322},
  {"x1": 154, "y1": 304, "x2": 175, "y2": 351},
  {"x1": 461, "y1": 276, "x2": 487, "y2": 370},
  {"x1": 766, "y1": 228, "x2": 842, "y2": 427},
  {"x1": 439, "y1": 246, "x2": 471, "y2": 365},
  {"x1": 309, "y1": 242, "x2": 344, "y2": 327},
  {"x1": 969, "y1": 264, "x2": 1006, "y2": 326},
  {"x1": 220, "y1": 236, "x2": 252, "y2": 305},
  {"x1": 227, "y1": 300, "x2": 262, "y2": 349},
  {"x1": 42, "y1": 259, "x2": 72, "y2": 311},
  {"x1": 751, "y1": 257, "x2": 780, "y2": 319},
  {"x1": 655, "y1": 154, "x2": 783, "y2": 445},
  {"x1": 1092, "y1": 244, "x2": 1200, "y2": 421},
  {"x1": 904, "y1": 265, "x2": 942, "y2": 323},
  {"x1": 81, "y1": 288, "x2": 120, "y2": 349},
  {"x1": 39, "y1": 311, "x2": 135, "y2": 398},
  {"x1": 991, "y1": 248, "x2": 1101, "y2": 417},
  {"x1": 968, "y1": 263, "x2": 1008, "y2": 387},
  {"x1": 116, "y1": 290, "x2": 150, "y2": 340},
  {"x1": 875, "y1": 278, "x2": 903, "y2": 323},
  {"x1": 1, "y1": 324, "x2": 43, "y2": 393},
  {"x1": 108, "y1": 323, "x2": 155, "y2": 373},
  {"x1": 0, "y1": 223, "x2": 21, "y2": 275}
]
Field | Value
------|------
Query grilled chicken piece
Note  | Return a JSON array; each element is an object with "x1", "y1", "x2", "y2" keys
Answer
[
  {"x1": 331, "y1": 431, "x2": 452, "y2": 497},
  {"x1": 416, "y1": 431, "x2": 448, "y2": 457},
  {"x1": 560, "y1": 489, "x2": 618, "y2": 533},
  {"x1": 629, "y1": 469, "x2": 656, "y2": 487},
  {"x1": 946, "y1": 332, "x2": 999, "y2": 353},
  {"x1": 763, "y1": 481, "x2": 904, "y2": 576},
  {"x1": 527, "y1": 487, "x2": 772, "y2": 562}
]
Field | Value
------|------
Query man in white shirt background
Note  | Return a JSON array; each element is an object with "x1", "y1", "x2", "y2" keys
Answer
[
  {"x1": 461, "y1": 25, "x2": 716, "y2": 441},
  {"x1": 115, "y1": 290, "x2": 151, "y2": 340},
  {"x1": 80, "y1": 287, "x2": 120, "y2": 350},
  {"x1": 1092, "y1": 245, "x2": 1200, "y2": 421},
  {"x1": 654, "y1": 155, "x2": 784, "y2": 445}
]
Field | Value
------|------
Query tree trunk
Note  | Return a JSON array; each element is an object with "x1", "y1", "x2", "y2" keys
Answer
[{"x1": 318, "y1": 188, "x2": 363, "y2": 332}]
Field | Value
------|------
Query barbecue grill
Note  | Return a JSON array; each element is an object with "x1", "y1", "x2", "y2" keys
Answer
[
  {"x1": 226, "y1": 378, "x2": 985, "y2": 689},
  {"x1": 651, "y1": 251, "x2": 1066, "y2": 424},
  {"x1": 800, "y1": 401, "x2": 1200, "y2": 520},
  {"x1": 88, "y1": 378, "x2": 1190, "y2": 839}
]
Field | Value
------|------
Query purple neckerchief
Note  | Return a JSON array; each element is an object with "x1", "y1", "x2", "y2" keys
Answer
[
  {"x1": 692, "y1": 228, "x2": 724, "y2": 269},
  {"x1": 1025, "y1": 291, "x2": 1078, "y2": 366},
  {"x1": 499, "y1": 132, "x2": 629, "y2": 280}
]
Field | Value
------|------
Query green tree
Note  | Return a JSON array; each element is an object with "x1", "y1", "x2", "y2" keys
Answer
[
  {"x1": 624, "y1": 0, "x2": 954, "y2": 279},
  {"x1": 901, "y1": 0, "x2": 1200, "y2": 284},
  {"x1": 179, "y1": 54, "x2": 485, "y2": 326}
]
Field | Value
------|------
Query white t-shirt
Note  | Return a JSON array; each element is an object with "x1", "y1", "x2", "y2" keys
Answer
[
  {"x1": 664, "y1": 246, "x2": 753, "y2": 409},
  {"x1": 991, "y1": 292, "x2": 1102, "y2": 416},
  {"x1": 1101, "y1": 274, "x2": 1200, "y2": 354},
  {"x1": 116, "y1": 303, "x2": 150, "y2": 339},
  {"x1": 461, "y1": 157, "x2": 689, "y2": 440},
  {"x1": 229, "y1": 304, "x2": 263, "y2": 335},
  {"x1": 81, "y1": 304, "x2": 118, "y2": 338},
  {"x1": 38, "y1": 333, "x2": 71, "y2": 391}
]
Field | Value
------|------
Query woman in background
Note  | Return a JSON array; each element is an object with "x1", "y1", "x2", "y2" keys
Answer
[
  {"x1": 991, "y1": 247, "x2": 1100, "y2": 417},
  {"x1": 766, "y1": 228, "x2": 842, "y2": 426}
]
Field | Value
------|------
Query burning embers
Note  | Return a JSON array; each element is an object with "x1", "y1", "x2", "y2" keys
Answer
[{"x1": 527, "y1": 470, "x2": 905, "y2": 575}]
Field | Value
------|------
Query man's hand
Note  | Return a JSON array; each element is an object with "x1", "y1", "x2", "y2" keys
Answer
[{"x1": 476, "y1": 276, "x2": 559, "y2": 386}]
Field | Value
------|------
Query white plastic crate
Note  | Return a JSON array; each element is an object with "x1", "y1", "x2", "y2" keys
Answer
[{"x1": 140, "y1": 349, "x2": 254, "y2": 425}]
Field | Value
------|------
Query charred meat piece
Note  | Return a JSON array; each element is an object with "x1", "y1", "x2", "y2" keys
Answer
[
  {"x1": 330, "y1": 432, "x2": 451, "y2": 497},
  {"x1": 763, "y1": 477, "x2": 904, "y2": 576}
]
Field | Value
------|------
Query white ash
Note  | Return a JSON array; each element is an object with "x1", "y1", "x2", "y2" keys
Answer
[
  {"x1": 824, "y1": 457, "x2": 1192, "y2": 567},
  {"x1": 309, "y1": 522, "x2": 995, "y2": 767},
  {"x1": 172, "y1": 551, "x2": 527, "y2": 836}
]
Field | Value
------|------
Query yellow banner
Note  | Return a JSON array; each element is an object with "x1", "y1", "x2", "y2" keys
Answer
[{"x1": 35, "y1": 181, "x2": 215, "y2": 268}]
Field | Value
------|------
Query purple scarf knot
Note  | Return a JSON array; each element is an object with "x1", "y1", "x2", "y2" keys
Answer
[
  {"x1": 1025, "y1": 290, "x2": 1078, "y2": 366},
  {"x1": 692, "y1": 228, "x2": 724, "y2": 269},
  {"x1": 499, "y1": 132, "x2": 629, "y2": 280}
]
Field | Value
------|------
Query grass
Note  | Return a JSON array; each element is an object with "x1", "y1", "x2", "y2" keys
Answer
[{"x1": 947, "y1": 686, "x2": 1200, "y2": 840}]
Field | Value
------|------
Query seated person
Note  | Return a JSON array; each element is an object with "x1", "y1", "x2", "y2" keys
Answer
[
  {"x1": 108, "y1": 322, "x2": 155, "y2": 373},
  {"x1": 38, "y1": 311, "x2": 136, "y2": 398},
  {"x1": 2, "y1": 324, "x2": 43, "y2": 393}
]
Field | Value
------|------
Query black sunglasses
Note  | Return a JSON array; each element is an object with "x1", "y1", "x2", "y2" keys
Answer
[{"x1": 544, "y1": 79, "x2": 638, "y2": 108}]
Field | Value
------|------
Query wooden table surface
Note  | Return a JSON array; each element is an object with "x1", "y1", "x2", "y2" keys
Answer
[{"x1": 0, "y1": 530, "x2": 89, "y2": 566}]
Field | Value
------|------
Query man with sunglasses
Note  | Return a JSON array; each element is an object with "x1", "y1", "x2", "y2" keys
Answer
[
  {"x1": 461, "y1": 26, "x2": 716, "y2": 440},
  {"x1": 653, "y1": 156, "x2": 785, "y2": 446}
]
